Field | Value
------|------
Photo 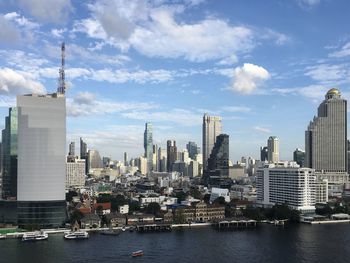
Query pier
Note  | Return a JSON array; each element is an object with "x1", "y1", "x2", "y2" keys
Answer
[
  {"x1": 136, "y1": 223, "x2": 172, "y2": 233},
  {"x1": 213, "y1": 219, "x2": 257, "y2": 230}
]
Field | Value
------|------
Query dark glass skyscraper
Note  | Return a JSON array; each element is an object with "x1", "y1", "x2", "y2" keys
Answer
[
  {"x1": 167, "y1": 140, "x2": 177, "y2": 172},
  {"x1": 186, "y1": 141, "x2": 200, "y2": 160},
  {"x1": 260, "y1": 146, "x2": 268, "y2": 162},
  {"x1": 1, "y1": 107, "x2": 18, "y2": 200},
  {"x1": 293, "y1": 148, "x2": 305, "y2": 167}
]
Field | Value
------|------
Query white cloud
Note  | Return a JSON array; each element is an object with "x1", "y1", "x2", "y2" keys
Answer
[
  {"x1": 4, "y1": 12, "x2": 39, "y2": 30},
  {"x1": 67, "y1": 92, "x2": 158, "y2": 117},
  {"x1": 0, "y1": 96, "x2": 16, "y2": 108},
  {"x1": 121, "y1": 108, "x2": 202, "y2": 126},
  {"x1": 304, "y1": 64, "x2": 348, "y2": 84},
  {"x1": 0, "y1": 16, "x2": 21, "y2": 44},
  {"x1": 222, "y1": 106, "x2": 251, "y2": 113},
  {"x1": 329, "y1": 42, "x2": 350, "y2": 58},
  {"x1": 261, "y1": 28, "x2": 290, "y2": 45},
  {"x1": 272, "y1": 85, "x2": 329, "y2": 101},
  {"x1": 297, "y1": 0, "x2": 321, "y2": 8},
  {"x1": 51, "y1": 28, "x2": 67, "y2": 38},
  {"x1": 0, "y1": 68, "x2": 46, "y2": 95},
  {"x1": 17, "y1": 0, "x2": 73, "y2": 23},
  {"x1": 230, "y1": 63, "x2": 270, "y2": 94},
  {"x1": 254, "y1": 126, "x2": 271, "y2": 133}
]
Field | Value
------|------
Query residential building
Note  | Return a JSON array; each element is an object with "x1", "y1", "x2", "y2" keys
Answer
[
  {"x1": 167, "y1": 140, "x2": 177, "y2": 172},
  {"x1": 87, "y1": 149, "x2": 103, "y2": 171},
  {"x1": 186, "y1": 141, "x2": 200, "y2": 160},
  {"x1": 260, "y1": 146, "x2": 268, "y2": 162},
  {"x1": 66, "y1": 158, "x2": 85, "y2": 189},
  {"x1": 209, "y1": 187, "x2": 230, "y2": 203},
  {"x1": 315, "y1": 179, "x2": 328, "y2": 204},
  {"x1": 293, "y1": 148, "x2": 305, "y2": 167},
  {"x1": 257, "y1": 163, "x2": 316, "y2": 213},
  {"x1": 68, "y1": 142, "x2": 75, "y2": 157}
]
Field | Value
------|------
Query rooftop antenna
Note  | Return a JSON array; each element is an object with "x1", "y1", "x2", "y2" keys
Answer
[{"x1": 57, "y1": 42, "x2": 66, "y2": 94}]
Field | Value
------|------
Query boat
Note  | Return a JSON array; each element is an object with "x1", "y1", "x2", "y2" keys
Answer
[
  {"x1": 64, "y1": 231, "x2": 89, "y2": 240},
  {"x1": 131, "y1": 250, "x2": 143, "y2": 257},
  {"x1": 22, "y1": 231, "x2": 48, "y2": 242},
  {"x1": 0, "y1": 234, "x2": 6, "y2": 240},
  {"x1": 121, "y1": 227, "x2": 126, "y2": 232},
  {"x1": 100, "y1": 229, "x2": 121, "y2": 236}
]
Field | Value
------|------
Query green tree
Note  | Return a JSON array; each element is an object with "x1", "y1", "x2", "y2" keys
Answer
[
  {"x1": 145, "y1": 202, "x2": 161, "y2": 216},
  {"x1": 175, "y1": 191, "x2": 188, "y2": 203},
  {"x1": 174, "y1": 210, "x2": 186, "y2": 224},
  {"x1": 213, "y1": 196, "x2": 226, "y2": 205},
  {"x1": 70, "y1": 209, "x2": 83, "y2": 224},
  {"x1": 128, "y1": 201, "x2": 141, "y2": 214},
  {"x1": 189, "y1": 188, "x2": 202, "y2": 199}
]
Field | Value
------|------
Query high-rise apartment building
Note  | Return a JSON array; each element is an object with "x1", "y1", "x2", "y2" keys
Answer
[
  {"x1": 267, "y1": 136, "x2": 279, "y2": 163},
  {"x1": 87, "y1": 149, "x2": 103, "y2": 171},
  {"x1": 66, "y1": 158, "x2": 86, "y2": 189},
  {"x1": 124, "y1": 152, "x2": 128, "y2": 167},
  {"x1": 305, "y1": 88, "x2": 348, "y2": 190},
  {"x1": 1, "y1": 108, "x2": 18, "y2": 200},
  {"x1": 80, "y1": 137, "x2": 87, "y2": 159},
  {"x1": 203, "y1": 114, "x2": 222, "y2": 171},
  {"x1": 293, "y1": 148, "x2": 305, "y2": 167},
  {"x1": 257, "y1": 163, "x2": 316, "y2": 213},
  {"x1": 144, "y1": 123, "x2": 153, "y2": 173},
  {"x1": 167, "y1": 140, "x2": 177, "y2": 172},
  {"x1": 68, "y1": 142, "x2": 75, "y2": 156},
  {"x1": 17, "y1": 93, "x2": 66, "y2": 228},
  {"x1": 186, "y1": 141, "x2": 200, "y2": 160}
]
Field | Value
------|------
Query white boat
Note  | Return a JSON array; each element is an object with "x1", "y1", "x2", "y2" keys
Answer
[
  {"x1": 22, "y1": 231, "x2": 48, "y2": 242},
  {"x1": 64, "y1": 231, "x2": 89, "y2": 240}
]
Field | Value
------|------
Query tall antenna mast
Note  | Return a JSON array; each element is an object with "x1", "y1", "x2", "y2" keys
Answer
[{"x1": 57, "y1": 42, "x2": 66, "y2": 94}]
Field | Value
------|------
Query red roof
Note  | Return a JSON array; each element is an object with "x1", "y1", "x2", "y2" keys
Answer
[
  {"x1": 94, "y1": 202, "x2": 111, "y2": 210},
  {"x1": 78, "y1": 207, "x2": 92, "y2": 214}
]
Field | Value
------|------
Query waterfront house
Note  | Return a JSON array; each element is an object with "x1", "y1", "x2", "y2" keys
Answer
[{"x1": 81, "y1": 213, "x2": 101, "y2": 229}]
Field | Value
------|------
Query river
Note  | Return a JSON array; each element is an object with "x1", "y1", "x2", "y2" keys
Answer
[{"x1": 1, "y1": 224, "x2": 350, "y2": 263}]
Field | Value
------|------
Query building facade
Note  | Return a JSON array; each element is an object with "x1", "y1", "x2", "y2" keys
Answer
[
  {"x1": 144, "y1": 122, "x2": 153, "y2": 173},
  {"x1": 17, "y1": 93, "x2": 67, "y2": 228},
  {"x1": 66, "y1": 158, "x2": 86, "y2": 189},
  {"x1": 202, "y1": 114, "x2": 222, "y2": 171},
  {"x1": 305, "y1": 88, "x2": 348, "y2": 192},
  {"x1": 186, "y1": 141, "x2": 200, "y2": 160},
  {"x1": 267, "y1": 136, "x2": 279, "y2": 163},
  {"x1": 293, "y1": 148, "x2": 305, "y2": 167},
  {"x1": 167, "y1": 140, "x2": 177, "y2": 172},
  {"x1": 257, "y1": 163, "x2": 316, "y2": 213},
  {"x1": 260, "y1": 146, "x2": 268, "y2": 162}
]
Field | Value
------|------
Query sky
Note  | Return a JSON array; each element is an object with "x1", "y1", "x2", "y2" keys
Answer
[{"x1": 0, "y1": 0, "x2": 350, "y2": 162}]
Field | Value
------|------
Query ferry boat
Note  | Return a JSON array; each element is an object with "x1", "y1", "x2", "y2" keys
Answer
[
  {"x1": 100, "y1": 229, "x2": 121, "y2": 236},
  {"x1": 0, "y1": 234, "x2": 6, "y2": 240},
  {"x1": 22, "y1": 232, "x2": 48, "y2": 242},
  {"x1": 64, "y1": 231, "x2": 89, "y2": 240},
  {"x1": 131, "y1": 250, "x2": 143, "y2": 257}
]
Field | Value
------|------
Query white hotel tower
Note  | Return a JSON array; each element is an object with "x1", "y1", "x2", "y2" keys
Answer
[{"x1": 17, "y1": 93, "x2": 66, "y2": 228}]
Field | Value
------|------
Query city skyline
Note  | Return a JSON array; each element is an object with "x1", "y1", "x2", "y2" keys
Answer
[{"x1": 1, "y1": 1, "x2": 350, "y2": 161}]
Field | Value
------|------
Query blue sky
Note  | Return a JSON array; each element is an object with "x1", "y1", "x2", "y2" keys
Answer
[{"x1": 1, "y1": 0, "x2": 350, "y2": 162}]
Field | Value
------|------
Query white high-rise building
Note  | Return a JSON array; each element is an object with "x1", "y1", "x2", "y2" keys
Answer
[
  {"x1": 257, "y1": 163, "x2": 316, "y2": 213},
  {"x1": 17, "y1": 93, "x2": 66, "y2": 227},
  {"x1": 66, "y1": 158, "x2": 86, "y2": 189},
  {"x1": 202, "y1": 114, "x2": 222, "y2": 171},
  {"x1": 267, "y1": 136, "x2": 279, "y2": 163}
]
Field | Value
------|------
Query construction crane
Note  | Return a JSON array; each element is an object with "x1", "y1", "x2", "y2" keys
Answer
[{"x1": 57, "y1": 42, "x2": 66, "y2": 94}]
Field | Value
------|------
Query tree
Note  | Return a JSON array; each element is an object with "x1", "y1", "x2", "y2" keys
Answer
[
  {"x1": 213, "y1": 196, "x2": 226, "y2": 205},
  {"x1": 203, "y1": 194, "x2": 211, "y2": 204},
  {"x1": 96, "y1": 205, "x2": 104, "y2": 216},
  {"x1": 128, "y1": 201, "x2": 141, "y2": 214},
  {"x1": 66, "y1": 190, "x2": 78, "y2": 202},
  {"x1": 189, "y1": 188, "x2": 202, "y2": 199},
  {"x1": 145, "y1": 202, "x2": 161, "y2": 216},
  {"x1": 70, "y1": 209, "x2": 83, "y2": 224},
  {"x1": 174, "y1": 210, "x2": 186, "y2": 224},
  {"x1": 175, "y1": 191, "x2": 188, "y2": 203}
]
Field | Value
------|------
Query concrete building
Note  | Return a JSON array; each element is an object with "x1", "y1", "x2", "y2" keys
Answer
[
  {"x1": 267, "y1": 136, "x2": 279, "y2": 163},
  {"x1": 305, "y1": 88, "x2": 348, "y2": 193},
  {"x1": 209, "y1": 187, "x2": 230, "y2": 203},
  {"x1": 68, "y1": 142, "x2": 75, "y2": 157},
  {"x1": 186, "y1": 141, "x2": 200, "y2": 160},
  {"x1": 88, "y1": 149, "x2": 103, "y2": 171},
  {"x1": 144, "y1": 122, "x2": 153, "y2": 173},
  {"x1": 124, "y1": 152, "x2": 128, "y2": 167},
  {"x1": 158, "y1": 147, "x2": 167, "y2": 172},
  {"x1": 17, "y1": 93, "x2": 67, "y2": 228},
  {"x1": 66, "y1": 158, "x2": 86, "y2": 189},
  {"x1": 202, "y1": 114, "x2": 222, "y2": 171},
  {"x1": 315, "y1": 179, "x2": 328, "y2": 204},
  {"x1": 260, "y1": 146, "x2": 268, "y2": 162},
  {"x1": 257, "y1": 163, "x2": 316, "y2": 213},
  {"x1": 229, "y1": 164, "x2": 245, "y2": 180},
  {"x1": 137, "y1": 156, "x2": 148, "y2": 175},
  {"x1": 188, "y1": 160, "x2": 199, "y2": 178}
]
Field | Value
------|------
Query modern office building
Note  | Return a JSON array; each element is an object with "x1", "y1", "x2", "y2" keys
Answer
[
  {"x1": 66, "y1": 158, "x2": 86, "y2": 189},
  {"x1": 68, "y1": 142, "x2": 75, "y2": 157},
  {"x1": 267, "y1": 136, "x2": 279, "y2": 163},
  {"x1": 305, "y1": 88, "x2": 348, "y2": 192},
  {"x1": 186, "y1": 141, "x2": 200, "y2": 160},
  {"x1": 205, "y1": 134, "x2": 229, "y2": 185},
  {"x1": 158, "y1": 147, "x2": 167, "y2": 172},
  {"x1": 80, "y1": 137, "x2": 87, "y2": 159},
  {"x1": 1, "y1": 108, "x2": 18, "y2": 200},
  {"x1": 124, "y1": 152, "x2": 128, "y2": 167},
  {"x1": 260, "y1": 146, "x2": 268, "y2": 162},
  {"x1": 293, "y1": 148, "x2": 305, "y2": 167},
  {"x1": 202, "y1": 114, "x2": 222, "y2": 171},
  {"x1": 87, "y1": 149, "x2": 103, "y2": 171},
  {"x1": 144, "y1": 122, "x2": 153, "y2": 173},
  {"x1": 167, "y1": 140, "x2": 177, "y2": 172},
  {"x1": 17, "y1": 93, "x2": 67, "y2": 228},
  {"x1": 152, "y1": 144, "x2": 158, "y2": 172},
  {"x1": 257, "y1": 163, "x2": 316, "y2": 213}
]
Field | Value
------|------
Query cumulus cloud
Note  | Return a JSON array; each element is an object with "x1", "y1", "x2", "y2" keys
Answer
[
  {"x1": 17, "y1": 0, "x2": 73, "y2": 23},
  {"x1": 0, "y1": 68, "x2": 46, "y2": 95},
  {"x1": 230, "y1": 63, "x2": 270, "y2": 94},
  {"x1": 0, "y1": 16, "x2": 22, "y2": 44}
]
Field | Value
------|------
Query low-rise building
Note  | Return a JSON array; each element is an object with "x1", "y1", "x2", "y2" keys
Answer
[
  {"x1": 119, "y1": 204, "x2": 129, "y2": 215},
  {"x1": 106, "y1": 213, "x2": 126, "y2": 227},
  {"x1": 81, "y1": 213, "x2": 101, "y2": 229},
  {"x1": 173, "y1": 202, "x2": 225, "y2": 223}
]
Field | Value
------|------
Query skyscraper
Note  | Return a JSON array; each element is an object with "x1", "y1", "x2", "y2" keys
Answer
[
  {"x1": 68, "y1": 142, "x2": 75, "y2": 156},
  {"x1": 305, "y1": 88, "x2": 348, "y2": 189},
  {"x1": 17, "y1": 93, "x2": 66, "y2": 228},
  {"x1": 267, "y1": 136, "x2": 279, "y2": 163},
  {"x1": 260, "y1": 146, "x2": 268, "y2": 162},
  {"x1": 293, "y1": 148, "x2": 305, "y2": 167},
  {"x1": 80, "y1": 137, "x2": 87, "y2": 159},
  {"x1": 186, "y1": 141, "x2": 200, "y2": 160},
  {"x1": 87, "y1": 149, "x2": 103, "y2": 170},
  {"x1": 167, "y1": 140, "x2": 177, "y2": 172},
  {"x1": 205, "y1": 134, "x2": 229, "y2": 186},
  {"x1": 1, "y1": 108, "x2": 18, "y2": 199},
  {"x1": 124, "y1": 152, "x2": 128, "y2": 167},
  {"x1": 202, "y1": 114, "x2": 222, "y2": 171},
  {"x1": 144, "y1": 122, "x2": 153, "y2": 173}
]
